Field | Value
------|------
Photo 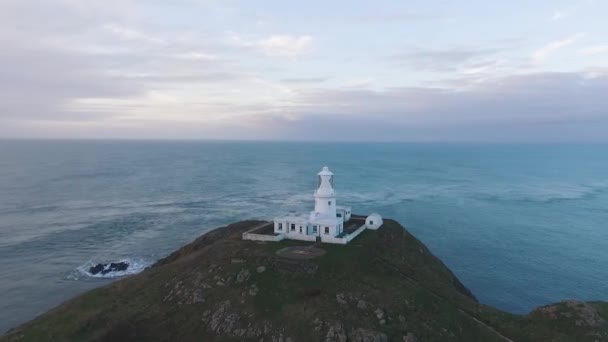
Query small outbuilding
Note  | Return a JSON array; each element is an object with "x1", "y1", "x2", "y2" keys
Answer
[{"x1": 365, "y1": 213, "x2": 383, "y2": 230}]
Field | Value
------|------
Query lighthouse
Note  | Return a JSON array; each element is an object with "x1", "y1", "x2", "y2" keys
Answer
[
  {"x1": 245, "y1": 165, "x2": 384, "y2": 244},
  {"x1": 314, "y1": 166, "x2": 337, "y2": 218}
]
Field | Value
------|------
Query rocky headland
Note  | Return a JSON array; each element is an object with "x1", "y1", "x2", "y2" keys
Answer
[{"x1": 2, "y1": 219, "x2": 607, "y2": 341}]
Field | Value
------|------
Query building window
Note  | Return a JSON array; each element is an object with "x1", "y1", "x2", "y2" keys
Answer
[
  {"x1": 312, "y1": 225, "x2": 317, "y2": 233},
  {"x1": 337, "y1": 213, "x2": 342, "y2": 217},
  {"x1": 278, "y1": 223, "x2": 282, "y2": 231},
  {"x1": 290, "y1": 224, "x2": 295, "y2": 231},
  {"x1": 324, "y1": 227, "x2": 330, "y2": 234},
  {"x1": 299, "y1": 226, "x2": 303, "y2": 233},
  {"x1": 328, "y1": 201, "x2": 331, "y2": 206},
  {"x1": 370, "y1": 221, "x2": 374, "y2": 225}
]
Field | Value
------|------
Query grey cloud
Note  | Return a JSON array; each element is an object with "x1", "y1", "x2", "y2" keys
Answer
[
  {"x1": 391, "y1": 47, "x2": 499, "y2": 71},
  {"x1": 1, "y1": 2, "x2": 606, "y2": 142},
  {"x1": 0, "y1": 43, "x2": 142, "y2": 120},
  {"x1": 264, "y1": 115, "x2": 608, "y2": 143},
  {"x1": 128, "y1": 71, "x2": 606, "y2": 142},
  {"x1": 262, "y1": 72, "x2": 608, "y2": 142},
  {"x1": 354, "y1": 12, "x2": 444, "y2": 23},
  {"x1": 117, "y1": 71, "x2": 241, "y2": 83},
  {"x1": 0, "y1": 0, "x2": 242, "y2": 122},
  {"x1": 280, "y1": 77, "x2": 328, "y2": 84},
  {"x1": 0, "y1": 1, "x2": 142, "y2": 120},
  {"x1": 295, "y1": 72, "x2": 608, "y2": 122}
]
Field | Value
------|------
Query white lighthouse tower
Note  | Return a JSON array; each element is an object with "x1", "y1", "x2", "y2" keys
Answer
[{"x1": 314, "y1": 166, "x2": 336, "y2": 218}]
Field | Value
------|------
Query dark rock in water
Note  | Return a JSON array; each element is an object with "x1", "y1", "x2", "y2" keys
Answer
[
  {"x1": 88, "y1": 262, "x2": 129, "y2": 275},
  {"x1": 88, "y1": 264, "x2": 105, "y2": 275},
  {"x1": 106, "y1": 262, "x2": 129, "y2": 274}
]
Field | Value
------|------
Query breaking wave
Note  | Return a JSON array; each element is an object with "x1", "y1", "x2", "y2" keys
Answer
[{"x1": 67, "y1": 257, "x2": 152, "y2": 280}]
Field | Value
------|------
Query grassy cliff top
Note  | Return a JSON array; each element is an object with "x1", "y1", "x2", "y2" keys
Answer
[{"x1": 3, "y1": 219, "x2": 607, "y2": 342}]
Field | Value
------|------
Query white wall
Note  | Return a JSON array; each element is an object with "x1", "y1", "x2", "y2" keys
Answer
[
  {"x1": 320, "y1": 235, "x2": 348, "y2": 244},
  {"x1": 317, "y1": 224, "x2": 339, "y2": 237},
  {"x1": 286, "y1": 234, "x2": 317, "y2": 242},
  {"x1": 345, "y1": 224, "x2": 367, "y2": 242},
  {"x1": 242, "y1": 232, "x2": 285, "y2": 242},
  {"x1": 285, "y1": 222, "x2": 316, "y2": 241},
  {"x1": 314, "y1": 196, "x2": 337, "y2": 218},
  {"x1": 274, "y1": 221, "x2": 286, "y2": 234}
]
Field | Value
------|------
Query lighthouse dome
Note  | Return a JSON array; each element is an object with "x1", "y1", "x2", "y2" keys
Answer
[{"x1": 365, "y1": 213, "x2": 383, "y2": 230}]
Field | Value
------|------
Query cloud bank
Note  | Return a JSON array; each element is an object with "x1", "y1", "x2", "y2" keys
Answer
[{"x1": 1, "y1": 0, "x2": 607, "y2": 142}]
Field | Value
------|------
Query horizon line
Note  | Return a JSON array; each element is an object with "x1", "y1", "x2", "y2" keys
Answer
[{"x1": 1, "y1": 137, "x2": 607, "y2": 145}]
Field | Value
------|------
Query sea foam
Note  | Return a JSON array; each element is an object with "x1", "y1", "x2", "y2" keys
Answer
[{"x1": 68, "y1": 258, "x2": 152, "y2": 280}]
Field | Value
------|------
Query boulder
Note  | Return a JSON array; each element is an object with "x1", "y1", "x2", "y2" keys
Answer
[
  {"x1": 88, "y1": 264, "x2": 104, "y2": 275},
  {"x1": 374, "y1": 308, "x2": 385, "y2": 320},
  {"x1": 325, "y1": 321, "x2": 347, "y2": 342},
  {"x1": 348, "y1": 328, "x2": 388, "y2": 342},
  {"x1": 236, "y1": 269, "x2": 251, "y2": 283},
  {"x1": 403, "y1": 332, "x2": 417, "y2": 342}
]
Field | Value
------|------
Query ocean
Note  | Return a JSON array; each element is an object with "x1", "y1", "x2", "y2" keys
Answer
[{"x1": 0, "y1": 140, "x2": 607, "y2": 332}]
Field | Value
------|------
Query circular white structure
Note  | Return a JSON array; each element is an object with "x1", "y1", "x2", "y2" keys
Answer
[{"x1": 365, "y1": 213, "x2": 383, "y2": 230}]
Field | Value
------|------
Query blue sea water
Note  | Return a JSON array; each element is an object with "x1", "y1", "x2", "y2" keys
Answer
[{"x1": 0, "y1": 140, "x2": 607, "y2": 332}]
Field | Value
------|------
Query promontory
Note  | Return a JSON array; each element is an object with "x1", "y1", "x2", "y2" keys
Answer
[{"x1": 2, "y1": 219, "x2": 607, "y2": 342}]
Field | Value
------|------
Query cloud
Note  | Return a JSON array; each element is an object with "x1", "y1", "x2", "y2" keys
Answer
[
  {"x1": 281, "y1": 71, "x2": 608, "y2": 127},
  {"x1": 102, "y1": 23, "x2": 165, "y2": 45},
  {"x1": 0, "y1": 0, "x2": 250, "y2": 123},
  {"x1": 1, "y1": 1, "x2": 607, "y2": 142},
  {"x1": 226, "y1": 32, "x2": 313, "y2": 58},
  {"x1": 551, "y1": 10, "x2": 567, "y2": 21},
  {"x1": 257, "y1": 35, "x2": 313, "y2": 58},
  {"x1": 355, "y1": 12, "x2": 443, "y2": 23},
  {"x1": 391, "y1": 47, "x2": 499, "y2": 72},
  {"x1": 0, "y1": 38, "x2": 142, "y2": 121},
  {"x1": 532, "y1": 33, "x2": 585, "y2": 62},
  {"x1": 119, "y1": 71, "x2": 607, "y2": 142},
  {"x1": 281, "y1": 77, "x2": 328, "y2": 84},
  {"x1": 170, "y1": 52, "x2": 219, "y2": 61},
  {"x1": 580, "y1": 45, "x2": 608, "y2": 55}
]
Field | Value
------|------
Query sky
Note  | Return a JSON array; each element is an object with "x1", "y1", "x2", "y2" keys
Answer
[{"x1": 1, "y1": 0, "x2": 607, "y2": 142}]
